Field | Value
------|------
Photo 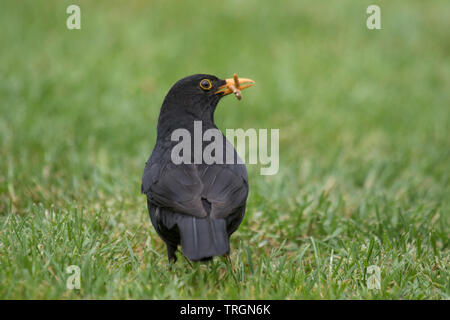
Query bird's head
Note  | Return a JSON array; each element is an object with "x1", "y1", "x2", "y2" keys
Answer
[{"x1": 159, "y1": 74, "x2": 255, "y2": 125}]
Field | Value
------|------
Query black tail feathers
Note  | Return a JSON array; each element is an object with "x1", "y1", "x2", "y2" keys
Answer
[{"x1": 176, "y1": 215, "x2": 230, "y2": 261}]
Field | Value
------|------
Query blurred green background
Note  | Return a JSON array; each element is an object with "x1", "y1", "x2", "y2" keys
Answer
[{"x1": 0, "y1": 0, "x2": 448, "y2": 299}]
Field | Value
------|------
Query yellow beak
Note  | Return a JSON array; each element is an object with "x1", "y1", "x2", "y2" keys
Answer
[{"x1": 215, "y1": 73, "x2": 255, "y2": 100}]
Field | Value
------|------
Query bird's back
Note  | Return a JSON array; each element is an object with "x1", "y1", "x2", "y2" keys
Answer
[{"x1": 142, "y1": 130, "x2": 248, "y2": 261}]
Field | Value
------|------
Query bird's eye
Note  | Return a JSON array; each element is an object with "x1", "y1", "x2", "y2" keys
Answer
[{"x1": 199, "y1": 79, "x2": 213, "y2": 90}]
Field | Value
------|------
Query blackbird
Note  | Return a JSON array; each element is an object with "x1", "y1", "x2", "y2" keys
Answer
[{"x1": 141, "y1": 74, "x2": 255, "y2": 262}]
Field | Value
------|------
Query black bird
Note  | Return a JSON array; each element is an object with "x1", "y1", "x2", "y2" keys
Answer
[{"x1": 141, "y1": 74, "x2": 255, "y2": 262}]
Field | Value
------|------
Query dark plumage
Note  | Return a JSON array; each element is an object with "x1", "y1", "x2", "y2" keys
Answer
[{"x1": 141, "y1": 74, "x2": 254, "y2": 262}]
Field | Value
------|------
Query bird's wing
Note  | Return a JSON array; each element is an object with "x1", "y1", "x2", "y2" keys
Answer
[
  {"x1": 142, "y1": 160, "x2": 207, "y2": 218},
  {"x1": 198, "y1": 163, "x2": 248, "y2": 219}
]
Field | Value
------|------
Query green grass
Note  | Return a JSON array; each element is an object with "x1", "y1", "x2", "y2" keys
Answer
[{"x1": 0, "y1": 0, "x2": 449, "y2": 299}]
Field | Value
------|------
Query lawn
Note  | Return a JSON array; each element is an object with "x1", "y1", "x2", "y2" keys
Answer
[{"x1": 0, "y1": 0, "x2": 448, "y2": 299}]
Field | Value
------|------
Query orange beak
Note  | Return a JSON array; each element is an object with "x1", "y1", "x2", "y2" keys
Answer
[{"x1": 215, "y1": 73, "x2": 255, "y2": 100}]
